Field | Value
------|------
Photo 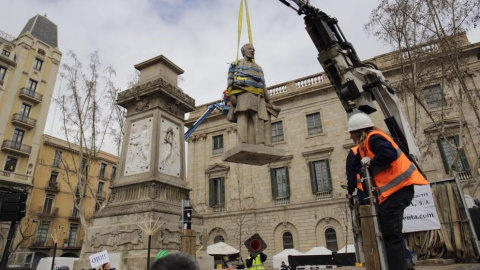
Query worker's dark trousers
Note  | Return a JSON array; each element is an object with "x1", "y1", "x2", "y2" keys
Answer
[{"x1": 378, "y1": 185, "x2": 414, "y2": 270}]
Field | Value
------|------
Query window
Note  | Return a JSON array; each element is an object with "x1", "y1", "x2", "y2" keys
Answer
[
  {"x1": 209, "y1": 177, "x2": 225, "y2": 207},
  {"x1": 99, "y1": 163, "x2": 107, "y2": 178},
  {"x1": 72, "y1": 205, "x2": 79, "y2": 218},
  {"x1": 36, "y1": 221, "x2": 50, "y2": 243},
  {"x1": 49, "y1": 171, "x2": 58, "y2": 184},
  {"x1": 270, "y1": 167, "x2": 290, "y2": 198},
  {"x1": 283, "y1": 232, "x2": 294, "y2": 249},
  {"x1": 423, "y1": 84, "x2": 446, "y2": 109},
  {"x1": 53, "y1": 150, "x2": 62, "y2": 167},
  {"x1": 1, "y1": 49, "x2": 10, "y2": 57},
  {"x1": 306, "y1": 112, "x2": 322, "y2": 135},
  {"x1": 111, "y1": 166, "x2": 117, "y2": 180},
  {"x1": 26, "y1": 79, "x2": 38, "y2": 92},
  {"x1": 67, "y1": 224, "x2": 78, "y2": 246},
  {"x1": 271, "y1": 121, "x2": 284, "y2": 142},
  {"x1": 214, "y1": 235, "x2": 224, "y2": 243},
  {"x1": 33, "y1": 58, "x2": 43, "y2": 71},
  {"x1": 81, "y1": 158, "x2": 88, "y2": 174},
  {"x1": 212, "y1": 135, "x2": 223, "y2": 155},
  {"x1": 19, "y1": 103, "x2": 32, "y2": 117},
  {"x1": 97, "y1": 181, "x2": 105, "y2": 195},
  {"x1": 325, "y1": 228, "x2": 338, "y2": 251},
  {"x1": 437, "y1": 135, "x2": 470, "y2": 174},
  {"x1": 4, "y1": 156, "x2": 18, "y2": 172},
  {"x1": 43, "y1": 194, "x2": 55, "y2": 214},
  {"x1": 309, "y1": 160, "x2": 332, "y2": 192},
  {"x1": 12, "y1": 129, "x2": 25, "y2": 150},
  {"x1": 0, "y1": 66, "x2": 6, "y2": 80}
]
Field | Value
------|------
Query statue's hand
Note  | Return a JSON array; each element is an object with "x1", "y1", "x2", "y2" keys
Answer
[{"x1": 230, "y1": 95, "x2": 237, "y2": 106}]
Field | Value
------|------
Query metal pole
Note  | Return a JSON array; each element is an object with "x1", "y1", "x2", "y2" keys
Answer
[
  {"x1": 147, "y1": 234, "x2": 152, "y2": 270},
  {"x1": 0, "y1": 220, "x2": 17, "y2": 269},
  {"x1": 50, "y1": 242, "x2": 57, "y2": 270}
]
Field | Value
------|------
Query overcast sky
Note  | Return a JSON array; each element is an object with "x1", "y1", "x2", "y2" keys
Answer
[{"x1": 1, "y1": 0, "x2": 479, "y2": 154}]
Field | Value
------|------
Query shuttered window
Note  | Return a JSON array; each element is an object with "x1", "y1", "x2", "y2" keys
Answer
[
  {"x1": 309, "y1": 159, "x2": 332, "y2": 192},
  {"x1": 437, "y1": 135, "x2": 470, "y2": 174},
  {"x1": 209, "y1": 177, "x2": 225, "y2": 207},
  {"x1": 270, "y1": 167, "x2": 290, "y2": 198},
  {"x1": 271, "y1": 121, "x2": 284, "y2": 142},
  {"x1": 423, "y1": 84, "x2": 447, "y2": 109},
  {"x1": 306, "y1": 112, "x2": 322, "y2": 135},
  {"x1": 325, "y1": 228, "x2": 338, "y2": 251}
]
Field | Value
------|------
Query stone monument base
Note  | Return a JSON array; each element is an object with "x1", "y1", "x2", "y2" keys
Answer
[{"x1": 222, "y1": 143, "x2": 284, "y2": 166}]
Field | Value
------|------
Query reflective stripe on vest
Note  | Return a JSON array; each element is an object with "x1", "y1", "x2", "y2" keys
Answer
[
  {"x1": 350, "y1": 146, "x2": 363, "y2": 191},
  {"x1": 360, "y1": 130, "x2": 428, "y2": 204},
  {"x1": 248, "y1": 255, "x2": 264, "y2": 270}
]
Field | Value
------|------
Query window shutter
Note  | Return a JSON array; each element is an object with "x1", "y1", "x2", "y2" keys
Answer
[
  {"x1": 437, "y1": 138, "x2": 450, "y2": 174},
  {"x1": 309, "y1": 162, "x2": 318, "y2": 193},
  {"x1": 454, "y1": 135, "x2": 470, "y2": 171},
  {"x1": 209, "y1": 178, "x2": 215, "y2": 206},
  {"x1": 285, "y1": 167, "x2": 291, "y2": 197},
  {"x1": 325, "y1": 159, "x2": 332, "y2": 190},
  {"x1": 270, "y1": 169, "x2": 278, "y2": 198},
  {"x1": 220, "y1": 177, "x2": 225, "y2": 204}
]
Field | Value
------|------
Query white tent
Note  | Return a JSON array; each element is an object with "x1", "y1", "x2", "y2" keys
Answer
[
  {"x1": 337, "y1": 244, "x2": 355, "y2": 253},
  {"x1": 206, "y1": 242, "x2": 239, "y2": 255},
  {"x1": 272, "y1": 248, "x2": 303, "y2": 269},
  {"x1": 304, "y1": 246, "x2": 332, "y2": 255}
]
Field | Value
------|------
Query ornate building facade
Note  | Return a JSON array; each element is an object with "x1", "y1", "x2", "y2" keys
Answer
[{"x1": 186, "y1": 35, "x2": 480, "y2": 269}]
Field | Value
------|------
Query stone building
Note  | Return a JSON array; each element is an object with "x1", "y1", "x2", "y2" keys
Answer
[
  {"x1": 17, "y1": 135, "x2": 118, "y2": 267},
  {"x1": 0, "y1": 15, "x2": 62, "y2": 256},
  {"x1": 185, "y1": 35, "x2": 480, "y2": 269}
]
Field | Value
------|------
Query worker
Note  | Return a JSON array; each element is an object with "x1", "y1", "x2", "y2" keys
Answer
[
  {"x1": 245, "y1": 251, "x2": 267, "y2": 270},
  {"x1": 227, "y1": 43, "x2": 279, "y2": 145},
  {"x1": 347, "y1": 112, "x2": 428, "y2": 270}
]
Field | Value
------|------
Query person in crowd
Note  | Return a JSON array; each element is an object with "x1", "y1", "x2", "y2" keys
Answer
[
  {"x1": 245, "y1": 252, "x2": 267, "y2": 270},
  {"x1": 148, "y1": 252, "x2": 199, "y2": 270},
  {"x1": 280, "y1": 260, "x2": 291, "y2": 270},
  {"x1": 347, "y1": 112, "x2": 428, "y2": 270}
]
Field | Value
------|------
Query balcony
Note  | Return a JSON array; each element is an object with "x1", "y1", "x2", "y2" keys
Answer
[
  {"x1": 62, "y1": 239, "x2": 82, "y2": 250},
  {"x1": 456, "y1": 171, "x2": 472, "y2": 182},
  {"x1": 96, "y1": 191, "x2": 106, "y2": 200},
  {"x1": 45, "y1": 181, "x2": 60, "y2": 192},
  {"x1": 11, "y1": 113, "x2": 37, "y2": 129},
  {"x1": 30, "y1": 239, "x2": 54, "y2": 249},
  {"x1": 275, "y1": 197, "x2": 290, "y2": 206},
  {"x1": 37, "y1": 206, "x2": 59, "y2": 218},
  {"x1": 0, "y1": 170, "x2": 31, "y2": 185},
  {"x1": 2, "y1": 140, "x2": 32, "y2": 156},
  {"x1": 19, "y1": 88, "x2": 43, "y2": 104},
  {"x1": 212, "y1": 205, "x2": 225, "y2": 213},
  {"x1": 316, "y1": 190, "x2": 333, "y2": 201}
]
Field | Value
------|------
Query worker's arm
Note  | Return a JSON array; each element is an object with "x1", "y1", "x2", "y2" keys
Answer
[
  {"x1": 259, "y1": 252, "x2": 267, "y2": 262},
  {"x1": 346, "y1": 150, "x2": 361, "y2": 195},
  {"x1": 245, "y1": 257, "x2": 252, "y2": 268},
  {"x1": 368, "y1": 135, "x2": 398, "y2": 167}
]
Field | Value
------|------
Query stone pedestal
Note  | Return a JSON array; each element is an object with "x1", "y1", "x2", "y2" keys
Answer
[
  {"x1": 222, "y1": 143, "x2": 285, "y2": 166},
  {"x1": 74, "y1": 55, "x2": 205, "y2": 270}
]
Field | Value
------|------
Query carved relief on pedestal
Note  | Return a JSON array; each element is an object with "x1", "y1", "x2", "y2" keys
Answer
[
  {"x1": 148, "y1": 183, "x2": 158, "y2": 200},
  {"x1": 158, "y1": 118, "x2": 181, "y2": 177},
  {"x1": 159, "y1": 224, "x2": 181, "y2": 245},
  {"x1": 90, "y1": 228, "x2": 143, "y2": 250},
  {"x1": 125, "y1": 117, "x2": 153, "y2": 176}
]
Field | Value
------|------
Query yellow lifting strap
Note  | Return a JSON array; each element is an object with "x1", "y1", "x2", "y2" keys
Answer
[{"x1": 235, "y1": 0, "x2": 254, "y2": 64}]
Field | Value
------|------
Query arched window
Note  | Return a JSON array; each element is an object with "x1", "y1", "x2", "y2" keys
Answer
[
  {"x1": 325, "y1": 228, "x2": 338, "y2": 251},
  {"x1": 214, "y1": 235, "x2": 224, "y2": 243},
  {"x1": 282, "y1": 231, "x2": 294, "y2": 249}
]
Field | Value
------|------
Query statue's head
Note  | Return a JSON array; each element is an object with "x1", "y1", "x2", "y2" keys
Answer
[{"x1": 241, "y1": 43, "x2": 255, "y2": 59}]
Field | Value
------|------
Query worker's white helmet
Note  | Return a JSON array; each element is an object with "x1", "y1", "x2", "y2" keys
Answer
[{"x1": 347, "y1": 113, "x2": 374, "y2": 132}]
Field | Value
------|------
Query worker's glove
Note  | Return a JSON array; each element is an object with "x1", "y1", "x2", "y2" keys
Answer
[{"x1": 361, "y1": 157, "x2": 371, "y2": 166}]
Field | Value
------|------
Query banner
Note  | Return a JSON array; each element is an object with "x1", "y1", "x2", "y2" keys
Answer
[
  {"x1": 89, "y1": 250, "x2": 110, "y2": 268},
  {"x1": 402, "y1": 184, "x2": 441, "y2": 233}
]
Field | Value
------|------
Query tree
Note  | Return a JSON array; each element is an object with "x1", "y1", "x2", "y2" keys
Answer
[
  {"x1": 55, "y1": 51, "x2": 125, "y2": 237},
  {"x1": 365, "y1": 0, "x2": 480, "y2": 192}
]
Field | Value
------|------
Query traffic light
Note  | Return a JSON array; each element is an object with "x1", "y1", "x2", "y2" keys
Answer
[
  {"x1": 181, "y1": 199, "x2": 192, "y2": 230},
  {"x1": 0, "y1": 192, "x2": 28, "y2": 222}
]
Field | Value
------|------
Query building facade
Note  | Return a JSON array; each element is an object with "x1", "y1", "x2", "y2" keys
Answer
[
  {"x1": 17, "y1": 135, "x2": 118, "y2": 267},
  {"x1": 0, "y1": 15, "x2": 62, "y2": 256},
  {"x1": 186, "y1": 35, "x2": 480, "y2": 269}
]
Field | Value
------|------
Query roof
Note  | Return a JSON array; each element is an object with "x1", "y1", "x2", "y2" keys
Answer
[{"x1": 19, "y1": 14, "x2": 58, "y2": 48}]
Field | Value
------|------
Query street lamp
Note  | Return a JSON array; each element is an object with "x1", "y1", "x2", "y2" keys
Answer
[
  {"x1": 50, "y1": 225, "x2": 66, "y2": 270},
  {"x1": 136, "y1": 214, "x2": 165, "y2": 269}
]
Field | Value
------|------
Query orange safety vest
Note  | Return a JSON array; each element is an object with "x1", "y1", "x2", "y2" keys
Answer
[
  {"x1": 350, "y1": 146, "x2": 363, "y2": 191},
  {"x1": 359, "y1": 130, "x2": 428, "y2": 204}
]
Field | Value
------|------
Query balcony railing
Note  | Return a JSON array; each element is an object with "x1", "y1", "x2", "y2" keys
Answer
[
  {"x1": 316, "y1": 190, "x2": 333, "y2": 201},
  {"x1": 275, "y1": 197, "x2": 290, "y2": 206},
  {"x1": 0, "y1": 170, "x2": 31, "y2": 184},
  {"x1": 63, "y1": 238, "x2": 82, "y2": 249},
  {"x1": 11, "y1": 113, "x2": 37, "y2": 129},
  {"x1": 2, "y1": 140, "x2": 32, "y2": 155},
  {"x1": 30, "y1": 239, "x2": 54, "y2": 248},
  {"x1": 37, "y1": 206, "x2": 59, "y2": 217},
  {"x1": 96, "y1": 191, "x2": 106, "y2": 200},
  {"x1": 456, "y1": 171, "x2": 473, "y2": 182},
  {"x1": 19, "y1": 88, "x2": 43, "y2": 103},
  {"x1": 212, "y1": 205, "x2": 225, "y2": 213},
  {"x1": 267, "y1": 73, "x2": 325, "y2": 97},
  {"x1": 45, "y1": 181, "x2": 60, "y2": 192}
]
